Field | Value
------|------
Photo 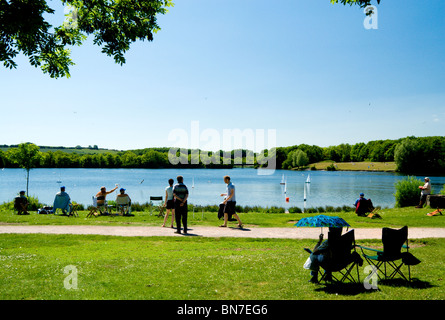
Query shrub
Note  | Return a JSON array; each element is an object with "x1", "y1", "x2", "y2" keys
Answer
[
  {"x1": 0, "y1": 195, "x2": 45, "y2": 212},
  {"x1": 289, "y1": 206, "x2": 302, "y2": 213},
  {"x1": 394, "y1": 176, "x2": 423, "y2": 207}
]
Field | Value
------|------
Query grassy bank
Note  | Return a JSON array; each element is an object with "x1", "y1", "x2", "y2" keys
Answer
[
  {"x1": 0, "y1": 233, "x2": 443, "y2": 300},
  {"x1": 0, "y1": 206, "x2": 444, "y2": 229},
  {"x1": 310, "y1": 161, "x2": 397, "y2": 172}
]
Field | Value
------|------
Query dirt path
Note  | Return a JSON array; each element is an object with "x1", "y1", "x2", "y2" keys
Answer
[{"x1": 0, "y1": 225, "x2": 444, "y2": 239}]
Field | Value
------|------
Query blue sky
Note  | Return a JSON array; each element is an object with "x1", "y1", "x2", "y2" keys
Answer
[{"x1": 0, "y1": 0, "x2": 444, "y2": 152}]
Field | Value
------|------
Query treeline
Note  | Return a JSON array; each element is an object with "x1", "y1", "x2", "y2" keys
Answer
[
  {"x1": 1, "y1": 136, "x2": 444, "y2": 174},
  {"x1": 276, "y1": 139, "x2": 400, "y2": 169}
]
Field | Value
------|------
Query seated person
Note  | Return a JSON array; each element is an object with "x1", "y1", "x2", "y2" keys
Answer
[
  {"x1": 14, "y1": 191, "x2": 29, "y2": 215},
  {"x1": 95, "y1": 185, "x2": 118, "y2": 214},
  {"x1": 354, "y1": 193, "x2": 374, "y2": 216},
  {"x1": 116, "y1": 188, "x2": 132, "y2": 215},
  {"x1": 308, "y1": 227, "x2": 343, "y2": 283},
  {"x1": 53, "y1": 186, "x2": 71, "y2": 215}
]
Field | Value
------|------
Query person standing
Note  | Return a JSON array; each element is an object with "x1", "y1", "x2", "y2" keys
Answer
[
  {"x1": 416, "y1": 177, "x2": 431, "y2": 208},
  {"x1": 219, "y1": 175, "x2": 243, "y2": 228},
  {"x1": 163, "y1": 178, "x2": 175, "y2": 228},
  {"x1": 173, "y1": 176, "x2": 189, "y2": 234}
]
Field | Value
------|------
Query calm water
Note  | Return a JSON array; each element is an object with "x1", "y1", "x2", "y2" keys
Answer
[{"x1": 1, "y1": 168, "x2": 445, "y2": 209}]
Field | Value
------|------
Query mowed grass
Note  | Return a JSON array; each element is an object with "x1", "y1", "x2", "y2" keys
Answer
[
  {"x1": 0, "y1": 206, "x2": 443, "y2": 300},
  {"x1": 311, "y1": 161, "x2": 397, "y2": 172},
  {"x1": 0, "y1": 234, "x2": 443, "y2": 300}
]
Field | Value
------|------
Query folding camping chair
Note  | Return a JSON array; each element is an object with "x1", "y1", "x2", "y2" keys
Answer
[
  {"x1": 150, "y1": 196, "x2": 164, "y2": 217},
  {"x1": 52, "y1": 193, "x2": 71, "y2": 216},
  {"x1": 319, "y1": 229, "x2": 363, "y2": 283},
  {"x1": 116, "y1": 195, "x2": 133, "y2": 216},
  {"x1": 355, "y1": 198, "x2": 375, "y2": 217},
  {"x1": 87, "y1": 196, "x2": 108, "y2": 217},
  {"x1": 357, "y1": 226, "x2": 421, "y2": 281},
  {"x1": 68, "y1": 203, "x2": 79, "y2": 217}
]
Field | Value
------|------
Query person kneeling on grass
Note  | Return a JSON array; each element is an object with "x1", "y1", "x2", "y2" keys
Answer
[{"x1": 219, "y1": 175, "x2": 242, "y2": 228}]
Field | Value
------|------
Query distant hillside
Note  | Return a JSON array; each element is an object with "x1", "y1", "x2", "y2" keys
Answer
[{"x1": 0, "y1": 144, "x2": 121, "y2": 155}]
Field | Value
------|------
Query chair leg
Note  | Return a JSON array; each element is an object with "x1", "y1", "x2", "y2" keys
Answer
[
  {"x1": 387, "y1": 261, "x2": 409, "y2": 281},
  {"x1": 363, "y1": 257, "x2": 385, "y2": 281}
]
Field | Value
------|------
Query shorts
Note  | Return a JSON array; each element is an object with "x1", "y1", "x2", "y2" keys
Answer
[
  {"x1": 166, "y1": 199, "x2": 175, "y2": 209},
  {"x1": 224, "y1": 201, "x2": 236, "y2": 215}
]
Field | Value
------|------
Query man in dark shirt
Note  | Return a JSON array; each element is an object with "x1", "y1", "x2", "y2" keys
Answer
[
  {"x1": 308, "y1": 227, "x2": 342, "y2": 283},
  {"x1": 173, "y1": 175, "x2": 189, "y2": 234},
  {"x1": 14, "y1": 191, "x2": 29, "y2": 215}
]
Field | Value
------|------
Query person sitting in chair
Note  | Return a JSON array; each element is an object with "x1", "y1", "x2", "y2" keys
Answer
[
  {"x1": 354, "y1": 193, "x2": 374, "y2": 216},
  {"x1": 96, "y1": 185, "x2": 118, "y2": 214},
  {"x1": 53, "y1": 186, "x2": 71, "y2": 215},
  {"x1": 116, "y1": 188, "x2": 132, "y2": 215},
  {"x1": 14, "y1": 191, "x2": 29, "y2": 215},
  {"x1": 308, "y1": 227, "x2": 343, "y2": 283}
]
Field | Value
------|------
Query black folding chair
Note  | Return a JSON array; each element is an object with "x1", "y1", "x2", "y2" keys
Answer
[
  {"x1": 355, "y1": 198, "x2": 374, "y2": 216},
  {"x1": 150, "y1": 196, "x2": 164, "y2": 217},
  {"x1": 320, "y1": 229, "x2": 363, "y2": 283},
  {"x1": 358, "y1": 226, "x2": 421, "y2": 281}
]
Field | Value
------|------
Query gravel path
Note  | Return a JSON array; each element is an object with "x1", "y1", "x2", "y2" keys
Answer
[{"x1": 0, "y1": 225, "x2": 444, "y2": 239}]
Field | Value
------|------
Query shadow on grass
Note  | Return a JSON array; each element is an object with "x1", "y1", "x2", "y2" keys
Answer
[
  {"x1": 314, "y1": 282, "x2": 373, "y2": 296},
  {"x1": 314, "y1": 277, "x2": 435, "y2": 296},
  {"x1": 379, "y1": 278, "x2": 435, "y2": 289}
]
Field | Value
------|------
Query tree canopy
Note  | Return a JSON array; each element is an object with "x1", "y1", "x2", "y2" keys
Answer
[
  {"x1": 7, "y1": 142, "x2": 41, "y2": 195},
  {"x1": 0, "y1": 0, "x2": 173, "y2": 78}
]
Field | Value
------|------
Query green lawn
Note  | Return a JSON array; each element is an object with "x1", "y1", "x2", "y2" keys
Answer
[
  {"x1": 0, "y1": 234, "x2": 443, "y2": 300},
  {"x1": 0, "y1": 207, "x2": 444, "y2": 300},
  {"x1": 310, "y1": 161, "x2": 397, "y2": 172}
]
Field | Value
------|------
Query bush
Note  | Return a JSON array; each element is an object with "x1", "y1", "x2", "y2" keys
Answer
[
  {"x1": 288, "y1": 206, "x2": 302, "y2": 213},
  {"x1": 0, "y1": 195, "x2": 45, "y2": 212},
  {"x1": 394, "y1": 176, "x2": 423, "y2": 207}
]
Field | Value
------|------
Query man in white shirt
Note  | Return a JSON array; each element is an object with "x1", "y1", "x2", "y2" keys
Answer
[{"x1": 416, "y1": 177, "x2": 431, "y2": 208}]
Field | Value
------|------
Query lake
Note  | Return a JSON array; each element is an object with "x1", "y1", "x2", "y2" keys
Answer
[{"x1": 1, "y1": 168, "x2": 445, "y2": 209}]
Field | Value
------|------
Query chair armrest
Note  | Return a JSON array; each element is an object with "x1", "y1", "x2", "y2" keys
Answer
[{"x1": 356, "y1": 245, "x2": 382, "y2": 253}]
